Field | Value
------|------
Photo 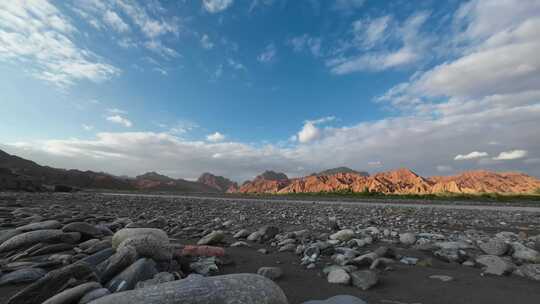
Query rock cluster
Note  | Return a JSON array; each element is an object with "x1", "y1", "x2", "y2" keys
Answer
[{"x1": 2, "y1": 192, "x2": 540, "y2": 303}]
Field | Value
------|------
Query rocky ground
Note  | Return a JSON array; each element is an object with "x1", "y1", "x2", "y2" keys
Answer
[{"x1": 1, "y1": 193, "x2": 540, "y2": 304}]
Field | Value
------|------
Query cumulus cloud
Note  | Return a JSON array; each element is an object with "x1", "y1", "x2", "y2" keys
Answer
[
  {"x1": 327, "y1": 11, "x2": 431, "y2": 74},
  {"x1": 106, "y1": 115, "x2": 133, "y2": 127},
  {"x1": 203, "y1": 0, "x2": 234, "y2": 13},
  {"x1": 82, "y1": 124, "x2": 94, "y2": 131},
  {"x1": 206, "y1": 132, "x2": 226, "y2": 142},
  {"x1": 297, "y1": 122, "x2": 321, "y2": 144},
  {"x1": 493, "y1": 150, "x2": 528, "y2": 160},
  {"x1": 454, "y1": 151, "x2": 489, "y2": 160},
  {"x1": 0, "y1": 0, "x2": 120, "y2": 87}
]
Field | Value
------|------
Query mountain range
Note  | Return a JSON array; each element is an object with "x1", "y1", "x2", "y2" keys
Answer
[
  {"x1": 1, "y1": 148, "x2": 539, "y2": 195},
  {"x1": 230, "y1": 168, "x2": 540, "y2": 195}
]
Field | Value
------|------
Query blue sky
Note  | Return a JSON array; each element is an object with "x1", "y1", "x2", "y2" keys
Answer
[{"x1": 1, "y1": 0, "x2": 539, "y2": 181}]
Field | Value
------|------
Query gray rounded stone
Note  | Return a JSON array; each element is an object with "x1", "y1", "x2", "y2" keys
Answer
[
  {"x1": 89, "y1": 273, "x2": 288, "y2": 304},
  {"x1": 100, "y1": 245, "x2": 138, "y2": 284},
  {"x1": 17, "y1": 220, "x2": 62, "y2": 232},
  {"x1": 106, "y1": 258, "x2": 158, "y2": 292},
  {"x1": 43, "y1": 282, "x2": 101, "y2": 304},
  {"x1": 399, "y1": 233, "x2": 417, "y2": 246},
  {"x1": 63, "y1": 222, "x2": 103, "y2": 238},
  {"x1": 350, "y1": 270, "x2": 378, "y2": 290},
  {"x1": 327, "y1": 268, "x2": 350, "y2": 285},
  {"x1": 301, "y1": 295, "x2": 367, "y2": 304},
  {"x1": 79, "y1": 288, "x2": 111, "y2": 304},
  {"x1": 197, "y1": 230, "x2": 225, "y2": 245},
  {"x1": 330, "y1": 230, "x2": 355, "y2": 242},
  {"x1": 478, "y1": 238, "x2": 509, "y2": 256},
  {"x1": 0, "y1": 230, "x2": 65, "y2": 253},
  {"x1": 0, "y1": 268, "x2": 47, "y2": 286}
]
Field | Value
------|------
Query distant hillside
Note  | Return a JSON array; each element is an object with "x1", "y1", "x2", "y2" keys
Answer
[
  {"x1": 197, "y1": 172, "x2": 238, "y2": 192},
  {"x1": 230, "y1": 168, "x2": 540, "y2": 195},
  {"x1": 0, "y1": 149, "x2": 221, "y2": 193},
  {"x1": 313, "y1": 167, "x2": 369, "y2": 177}
]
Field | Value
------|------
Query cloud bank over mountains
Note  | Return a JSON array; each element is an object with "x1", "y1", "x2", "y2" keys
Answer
[{"x1": 1, "y1": 0, "x2": 539, "y2": 181}]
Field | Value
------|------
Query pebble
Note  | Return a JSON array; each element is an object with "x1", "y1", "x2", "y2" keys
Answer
[{"x1": 257, "y1": 267, "x2": 283, "y2": 280}]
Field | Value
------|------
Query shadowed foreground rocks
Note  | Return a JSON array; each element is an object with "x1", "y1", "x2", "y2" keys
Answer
[
  {"x1": 1, "y1": 193, "x2": 540, "y2": 304},
  {"x1": 89, "y1": 273, "x2": 288, "y2": 304}
]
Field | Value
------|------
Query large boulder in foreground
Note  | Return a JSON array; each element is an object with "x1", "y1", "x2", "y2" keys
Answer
[
  {"x1": 90, "y1": 273, "x2": 288, "y2": 304},
  {"x1": 112, "y1": 228, "x2": 171, "y2": 261}
]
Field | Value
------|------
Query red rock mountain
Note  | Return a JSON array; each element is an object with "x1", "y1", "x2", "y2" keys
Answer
[
  {"x1": 230, "y1": 168, "x2": 540, "y2": 195},
  {"x1": 197, "y1": 173, "x2": 238, "y2": 192}
]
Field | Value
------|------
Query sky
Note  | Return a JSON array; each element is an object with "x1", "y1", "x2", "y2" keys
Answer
[{"x1": 0, "y1": 0, "x2": 539, "y2": 181}]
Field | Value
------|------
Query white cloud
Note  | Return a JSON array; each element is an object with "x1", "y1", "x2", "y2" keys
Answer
[
  {"x1": 307, "y1": 116, "x2": 336, "y2": 125},
  {"x1": 454, "y1": 151, "x2": 489, "y2": 160},
  {"x1": 82, "y1": 124, "x2": 94, "y2": 131},
  {"x1": 106, "y1": 115, "x2": 133, "y2": 127},
  {"x1": 493, "y1": 150, "x2": 528, "y2": 160},
  {"x1": 227, "y1": 58, "x2": 245, "y2": 70},
  {"x1": 0, "y1": 0, "x2": 120, "y2": 87},
  {"x1": 206, "y1": 132, "x2": 226, "y2": 142},
  {"x1": 257, "y1": 43, "x2": 276, "y2": 63},
  {"x1": 103, "y1": 10, "x2": 129, "y2": 33},
  {"x1": 107, "y1": 108, "x2": 127, "y2": 114},
  {"x1": 297, "y1": 122, "x2": 320, "y2": 144},
  {"x1": 288, "y1": 35, "x2": 322, "y2": 57},
  {"x1": 200, "y1": 34, "x2": 214, "y2": 50},
  {"x1": 327, "y1": 11, "x2": 431, "y2": 74},
  {"x1": 203, "y1": 0, "x2": 234, "y2": 13},
  {"x1": 144, "y1": 40, "x2": 180, "y2": 58}
]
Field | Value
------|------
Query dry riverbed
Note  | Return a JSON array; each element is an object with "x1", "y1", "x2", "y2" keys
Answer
[{"x1": 1, "y1": 192, "x2": 540, "y2": 304}]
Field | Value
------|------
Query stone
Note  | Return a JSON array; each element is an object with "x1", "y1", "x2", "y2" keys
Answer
[
  {"x1": 0, "y1": 268, "x2": 47, "y2": 286},
  {"x1": 7, "y1": 262, "x2": 97, "y2": 304},
  {"x1": 511, "y1": 242, "x2": 540, "y2": 263},
  {"x1": 87, "y1": 273, "x2": 288, "y2": 304},
  {"x1": 231, "y1": 241, "x2": 250, "y2": 247},
  {"x1": 79, "y1": 248, "x2": 115, "y2": 268},
  {"x1": 327, "y1": 268, "x2": 350, "y2": 285},
  {"x1": 117, "y1": 234, "x2": 171, "y2": 261},
  {"x1": 434, "y1": 248, "x2": 467, "y2": 263},
  {"x1": 399, "y1": 232, "x2": 416, "y2": 246},
  {"x1": 258, "y1": 225, "x2": 280, "y2": 241},
  {"x1": 84, "y1": 240, "x2": 111, "y2": 254},
  {"x1": 400, "y1": 257, "x2": 418, "y2": 265},
  {"x1": 429, "y1": 275, "x2": 454, "y2": 282},
  {"x1": 16, "y1": 220, "x2": 62, "y2": 232},
  {"x1": 247, "y1": 231, "x2": 262, "y2": 242},
  {"x1": 0, "y1": 229, "x2": 22, "y2": 244},
  {"x1": 350, "y1": 270, "x2": 378, "y2": 290},
  {"x1": 197, "y1": 230, "x2": 225, "y2": 245},
  {"x1": 106, "y1": 258, "x2": 158, "y2": 292},
  {"x1": 111, "y1": 228, "x2": 168, "y2": 250},
  {"x1": 79, "y1": 288, "x2": 111, "y2": 304},
  {"x1": 301, "y1": 295, "x2": 367, "y2": 304},
  {"x1": 0, "y1": 229, "x2": 65, "y2": 253},
  {"x1": 190, "y1": 257, "x2": 219, "y2": 276},
  {"x1": 478, "y1": 238, "x2": 509, "y2": 256},
  {"x1": 63, "y1": 222, "x2": 103, "y2": 238},
  {"x1": 518, "y1": 264, "x2": 540, "y2": 281},
  {"x1": 30, "y1": 243, "x2": 74, "y2": 257},
  {"x1": 257, "y1": 267, "x2": 283, "y2": 280},
  {"x1": 234, "y1": 229, "x2": 250, "y2": 239},
  {"x1": 100, "y1": 245, "x2": 138, "y2": 284},
  {"x1": 43, "y1": 282, "x2": 101, "y2": 304},
  {"x1": 135, "y1": 272, "x2": 175, "y2": 289},
  {"x1": 476, "y1": 255, "x2": 515, "y2": 276},
  {"x1": 279, "y1": 243, "x2": 297, "y2": 252},
  {"x1": 330, "y1": 229, "x2": 355, "y2": 242}
]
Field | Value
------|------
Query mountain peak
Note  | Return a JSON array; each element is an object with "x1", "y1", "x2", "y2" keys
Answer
[
  {"x1": 314, "y1": 167, "x2": 369, "y2": 177},
  {"x1": 197, "y1": 172, "x2": 238, "y2": 192},
  {"x1": 256, "y1": 170, "x2": 288, "y2": 181}
]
